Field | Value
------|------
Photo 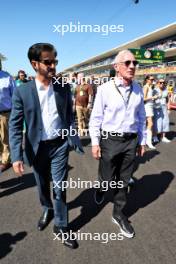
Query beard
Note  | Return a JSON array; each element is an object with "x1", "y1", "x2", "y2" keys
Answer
[{"x1": 38, "y1": 67, "x2": 56, "y2": 79}]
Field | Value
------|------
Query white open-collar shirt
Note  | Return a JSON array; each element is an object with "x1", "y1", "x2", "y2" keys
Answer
[{"x1": 35, "y1": 78, "x2": 63, "y2": 140}]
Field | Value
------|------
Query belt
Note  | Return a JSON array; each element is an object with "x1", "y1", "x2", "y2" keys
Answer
[
  {"x1": 104, "y1": 131, "x2": 137, "y2": 139},
  {"x1": 0, "y1": 110, "x2": 11, "y2": 114},
  {"x1": 40, "y1": 136, "x2": 66, "y2": 145}
]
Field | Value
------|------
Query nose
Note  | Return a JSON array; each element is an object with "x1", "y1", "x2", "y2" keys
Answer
[
  {"x1": 49, "y1": 63, "x2": 56, "y2": 69},
  {"x1": 129, "y1": 61, "x2": 135, "y2": 68}
]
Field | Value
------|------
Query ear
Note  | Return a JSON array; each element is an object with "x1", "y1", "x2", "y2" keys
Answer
[
  {"x1": 31, "y1": 60, "x2": 38, "y2": 71},
  {"x1": 113, "y1": 63, "x2": 118, "y2": 73}
]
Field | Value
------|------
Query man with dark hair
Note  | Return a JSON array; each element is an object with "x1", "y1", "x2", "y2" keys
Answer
[
  {"x1": 9, "y1": 43, "x2": 83, "y2": 249},
  {"x1": 27, "y1": 43, "x2": 57, "y2": 62},
  {"x1": 0, "y1": 61, "x2": 15, "y2": 171}
]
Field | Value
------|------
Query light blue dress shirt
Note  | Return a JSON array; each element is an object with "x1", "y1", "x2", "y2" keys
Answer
[
  {"x1": 89, "y1": 77, "x2": 146, "y2": 145},
  {"x1": 0, "y1": 70, "x2": 16, "y2": 112}
]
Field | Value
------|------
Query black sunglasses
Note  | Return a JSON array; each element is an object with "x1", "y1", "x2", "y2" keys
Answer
[
  {"x1": 38, "y1": 59, "x2": 58, "y2": 66},
  {"x1": 119, "y1": 60, "x2": 138, "y2": 67},
  {"x1": 159, "y1": 82, "x2": 165, "y2": 84}
]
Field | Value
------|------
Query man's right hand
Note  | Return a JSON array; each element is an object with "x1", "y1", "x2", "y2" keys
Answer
[
  {"x1": 13, "y1": 161, "x2": 24, "y2": 176},
  {"x1": 92, "y1": 145, "x2": 101, "y2": 160}
]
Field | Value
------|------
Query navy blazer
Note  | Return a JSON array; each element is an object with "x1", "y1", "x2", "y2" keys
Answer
[{"x1": 9, "y1": 79, "x2": 84, "y2": 166}]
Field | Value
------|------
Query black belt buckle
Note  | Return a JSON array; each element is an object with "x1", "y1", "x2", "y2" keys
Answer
[{"x1": 41, "y1": 136, "x2": 63, "y2": 145}]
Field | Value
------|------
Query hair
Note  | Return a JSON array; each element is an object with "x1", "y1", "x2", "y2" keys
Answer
[
  {"x1": 72, "y1": 72, "x2": 78, "y2": 78},
  {"x1": 114, "y1": 49, "x2": 134, "y2": 64},
  {"x1": 28, "y1": 43, "x2": 57, "y2": 62},
  {"x1": 157, "y1": 78, "x2": 165, "y2": 83},
  {"x1": 17, "y1": 70, "x2": 26, "y2": 78},
  {"x1": 143, "y1": 75, "x2": 153, "y2": 85},
  {"x1": 144, "y1": 75, "x2": 150, "y2": 82}
]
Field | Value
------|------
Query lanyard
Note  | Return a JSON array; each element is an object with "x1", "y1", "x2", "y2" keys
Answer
[{"x1": 113, "y1": 81, "x2": 133, "y2": 108}]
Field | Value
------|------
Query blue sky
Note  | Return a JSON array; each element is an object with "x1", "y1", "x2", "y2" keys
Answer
[{"x1": 1, "y1": 0, "x2": 176, "y2": 76}]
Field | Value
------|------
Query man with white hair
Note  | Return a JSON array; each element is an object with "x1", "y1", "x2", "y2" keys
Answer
[{"x1": 89, "y1": 50, "x2": 146, "y2": 238}]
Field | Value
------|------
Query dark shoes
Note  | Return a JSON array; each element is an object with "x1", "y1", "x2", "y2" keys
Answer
[
  {"x1": 112, "y1": 215, "x2": 135, "y2": 238},
  {"x1": 0, "y1": 163, "x2": 12, "y2": 172},
  {"x1": 128, "y1": 177, "x2": 135, "y2": 187},
  {"x1": 53, "y1": 225, "x2": 78, "y2": 249},
  {"x1": 94, "y1": 190, "x2": 104, "y2": 205},
  {"x1": 38, "y1": 209, "x2": 54, "y2": 231}
]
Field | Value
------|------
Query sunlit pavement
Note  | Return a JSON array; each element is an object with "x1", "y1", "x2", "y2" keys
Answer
[{"x1": 0, "y1": 112, "x2": 176, "y2": 264}]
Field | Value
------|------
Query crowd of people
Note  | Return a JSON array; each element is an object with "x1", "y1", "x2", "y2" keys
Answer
[
  {"x1": 0, "y1": 44, "x2": 175, "y2": 249},
  {"x1": 0, "y1": 55, "x2": 174, "y2": 173},
  {"x1": 67, "y1": 71, "x2": 173, "y2": 152},
  {"x1": 143, "y1": 75, "x2": 171, "y2": 149},
  {"x1": 146, "y1": 38, "x2": 176, "y2": 50}
]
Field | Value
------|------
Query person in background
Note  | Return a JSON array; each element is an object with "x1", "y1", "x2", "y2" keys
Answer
[
  {"x1": 70, "y1": 72, "x2": 78, "y2": 99},
  {"x1": 173, "y1": 83, "x2": 176, "y2": 102},
  {"x1": 153, "y1": 79, "x2": 171, "y2": 143},
  {"x1": 0, "y1": 60, "x2": 16, "y2": 171},
  {"x1": 143, "y1": 75, "x2": 158, "y2": 149},
  {"x1": 90, "y1": 75, "x2": 98, "y2": 106},
  {"x1": 109, "y1": 68, "x2": 116, "y2": 80},
  {"x1": 15, "y1": 70, "x2": 28, "y2": 87},
  {"x1": 74, "y1": 73, "x2": 93, "y2": 136},
  {"x1": 28, "y1": 76, "x2": 34, "y2": 81},
  {"x1": 167, "y1": 81, "x2": 174, "y2": 99}
]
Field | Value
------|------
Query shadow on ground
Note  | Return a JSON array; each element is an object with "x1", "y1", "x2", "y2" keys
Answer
[
  {"x1": 124, "y1": 171, "x2": 174, "y2": 217},
  {"x1": 68, "y1": 188, "x2": 111, "y2": 231},
  {"x1": 0, "y1": 232, "x2": 27, "y2": 260},
  {"x1": 0, "y1": 173, "x2": 35, "y2": 198},
  {"x1": 68, "y1": 171, "x2": 174, "y2": 231},
  {"x1": 0, "y1": 164, "x2": 74, "y2": 198}
]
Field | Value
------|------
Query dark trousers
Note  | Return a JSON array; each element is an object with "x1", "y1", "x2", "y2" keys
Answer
[
  {"x1": 98, "y1": 135, "x2": 138, "y2": 218},
  {"x1": 33, "y1": 138, "x2": 69, "y2": 227}
]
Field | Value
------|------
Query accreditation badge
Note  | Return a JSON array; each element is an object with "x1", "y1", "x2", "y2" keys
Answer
[{"x1": 80, "y1": 90, "x2": 84, "y2": 96}]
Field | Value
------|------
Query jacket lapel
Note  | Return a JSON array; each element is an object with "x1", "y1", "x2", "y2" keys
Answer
[{"x1": 31, "y1": 80, "x2": 42, "y2": 127}]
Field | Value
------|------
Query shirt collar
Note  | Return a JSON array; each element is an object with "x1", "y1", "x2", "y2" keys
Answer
[
  {"x1": 114, "y1": 77, "x2": 123, "y2": 87},
  {"x1": 114, "y1": 77, "x2": 132, "y2": 90},
  {"x1": 35, "y1": 78, "x2": 53, "y2": 91}
]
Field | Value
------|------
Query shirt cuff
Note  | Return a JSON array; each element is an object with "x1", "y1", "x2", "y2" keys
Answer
[{"x1": 91, "y1": 136, "x2": 100, "y2": 146}]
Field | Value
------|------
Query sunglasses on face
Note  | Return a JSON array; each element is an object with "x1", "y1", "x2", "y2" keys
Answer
[
  {"x1": 149, "y1": 78, "x2": 154, "y2": 81},
  {"x1": 159, "y1": 82, "x2": 165, "y2": 84},
  {"x1": 119, "y1": 60, "x2": 138, "y2": 67},
  {"x1": 38, "y1": 59, "x2": 58, "y2": 66}
]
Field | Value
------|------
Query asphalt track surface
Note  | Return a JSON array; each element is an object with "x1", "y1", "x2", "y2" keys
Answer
[{"x1": 0, "y1": 112, "x2": 176, "y2": 264}]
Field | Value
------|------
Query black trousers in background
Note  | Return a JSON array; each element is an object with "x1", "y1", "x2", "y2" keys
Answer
[{"x1": 98, "y1": 135, "x2": 138, "y2": 218}]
